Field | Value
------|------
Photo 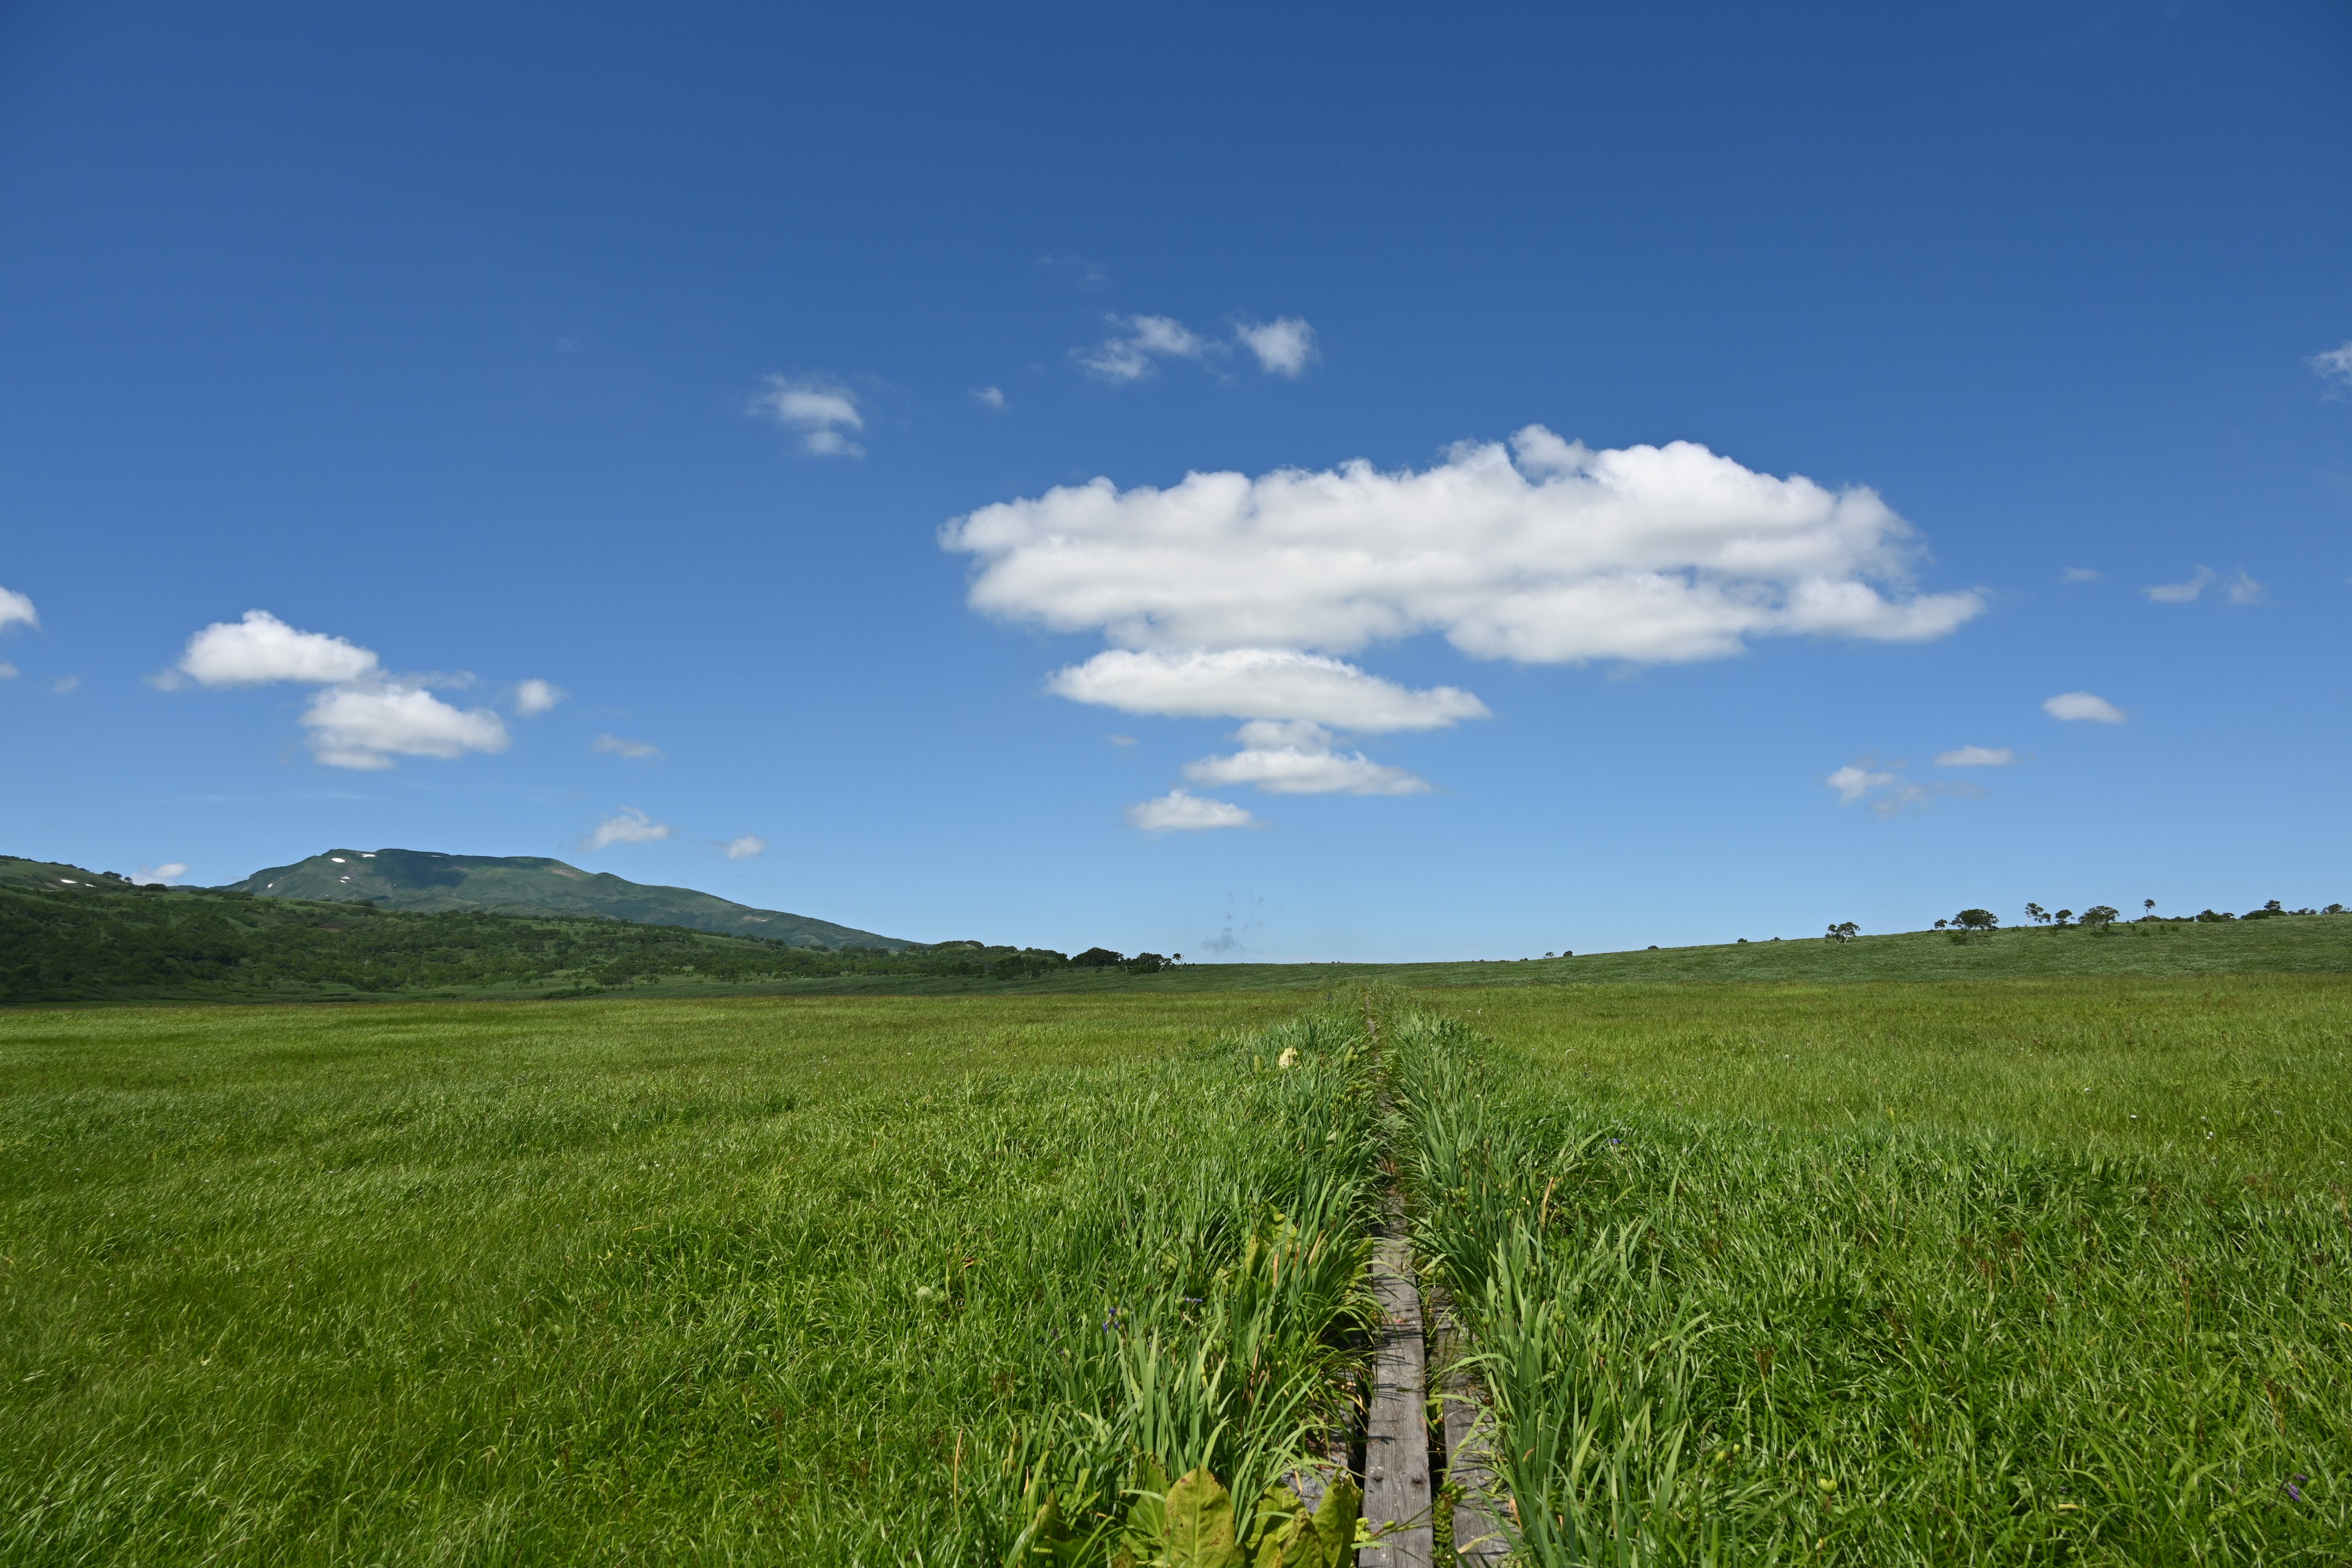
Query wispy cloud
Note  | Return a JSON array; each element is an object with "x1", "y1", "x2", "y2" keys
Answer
[
  {"x1": 2043, "y1": 691, "x2": 2126, "y2": 723},
  {"x1": 2310, "y1": 340, "x2": 2352, "y2": 390},
  {"x1": 2144, "y1": 565, "x2": 2215, "y2": 603},
  {"x1": 1826, "y1": 763, "x2": 1985, "y2": 819},
  {"x1": 1934, "y1": 745, "x2": 2015, "y2": 767},
  {"x1": 972, "y1": 385, "x2": 1008, "y2": 411},
  {"x1": 583, "y1": 807, "x2": 672, "y2": 850},
  {"x1": 594, "y1": 733, "x2": 661, "y2": 760},
  {"x1": 51, "y1": 675, "x2": 79, "y2": 696},
  {"x1": 1037, "y1": 254, "x2": 1107, "y2": 290},
  {"x1": 2222, "y1": 568, "x2": 2264, "y2": 605},
  {"x1": 2060, "y1": 566, "x2": 2100, "y2": 582},
  {"x1": 723, "y1": 834, "x2": 767, "y2": 860},
  {"x1": 1076, "y1": 314, "x2": 1216, "y2": 382},
  {"x1": 131, "y1": 862, "x2": 189, "y2": 886},
  {"x1": 1126, "y1": 789, "x2": 1256, "y2": 832},
  {"x1": 1234, "y1": 317, "x2": 1317, "y2": 377},
  {"x1": 0, "y1": 663, "x2": 16, "y2": 680},
  {"x1": 0, "y1": 584, "x2": 36, "y2": 634},
  {"x1": 748, "y1": 375, "x2": 865, "y2": 457}
]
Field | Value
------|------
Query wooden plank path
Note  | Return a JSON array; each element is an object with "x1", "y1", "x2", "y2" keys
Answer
[
  {"x1": 1360, "y1": 1197, "x2": 1433, "y2": 1568},
  {"x1": 1431, "y1": 1290, "x2": 1512, "y2": 1566}
]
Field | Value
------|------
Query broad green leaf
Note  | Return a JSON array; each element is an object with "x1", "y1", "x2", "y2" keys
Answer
[
  {"x1": 1163, "y1": 1466, "x2": 1245, "y2": 1568},
  {"x1": 1309, "y1": 1477, "x2": 1361, "y2": 1568}
]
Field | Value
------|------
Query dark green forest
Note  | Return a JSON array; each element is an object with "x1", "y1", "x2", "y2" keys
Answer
[{"x1": 0, "y1": 877, "x2": 1162, "y2": 1004}]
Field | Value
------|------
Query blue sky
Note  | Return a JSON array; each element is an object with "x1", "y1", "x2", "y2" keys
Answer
[{"x1": 3, "y1": 0, "x2": 2347, "y2": 959}]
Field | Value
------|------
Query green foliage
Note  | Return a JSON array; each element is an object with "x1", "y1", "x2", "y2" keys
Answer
[
  {"x1": 1002, "y1": 1014, "x2": 1380, "y2": 1567},
  {"x1": 0, "y1": 875, "x2": 1091, "y2": 1003},
  {"x1": 0, "y1": 992, "x2": 1345, "y2": 1562},
  {"x1": 1392, "y1": 997, "x2": 2352, "y2": 1564}
]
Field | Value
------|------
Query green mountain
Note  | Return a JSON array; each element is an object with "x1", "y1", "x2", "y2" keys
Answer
[{"x1": 226, "y1": 848, "x2": 913, "y2": 950}]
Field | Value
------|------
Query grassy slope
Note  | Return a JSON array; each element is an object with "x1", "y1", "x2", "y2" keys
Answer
[
  {"x1": 228, "y1": 847, "x2": 914, "y2": 949},
  {"x1": 0, "y1": 992, "x2": 1327, "y2": 1563}
]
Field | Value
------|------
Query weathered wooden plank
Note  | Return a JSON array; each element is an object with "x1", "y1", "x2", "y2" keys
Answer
[
  {"x1": 1430, "y1": 1293, "x2": 1510, "y2": 1566},
  {"x1": 1360, "y1": 1224, "x2": 1433, "y2": 1568}
]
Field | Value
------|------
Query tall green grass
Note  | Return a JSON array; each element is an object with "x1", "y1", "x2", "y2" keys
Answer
[
  {"x1": 1393, "y1": 998, "x2": 2351, "y2": 1564},
  {"x1": 0, "y1": 992, "x2": 1330, "y2": 1564}
]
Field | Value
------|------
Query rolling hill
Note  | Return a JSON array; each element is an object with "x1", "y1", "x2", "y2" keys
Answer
[{"x1": 226, "y1": 848, "x2": 913, "y2": 950}]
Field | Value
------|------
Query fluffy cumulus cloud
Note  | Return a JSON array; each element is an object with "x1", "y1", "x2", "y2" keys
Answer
[
  {"x1": 723, "y1": 834, "x2": 767, "y2": 860},
  {"x1": 748, "y1": 375, "x2": 864, "y2": 456},
  {"x1": 1049, "y1": 649, "x2": 1486, "y2": 732},
  {"x1": 301, "y1": 684, "x2": 510, "y2": 770},
  {"x1": 1182, "y1": 721, "x2": 1429, "y2": 796},
  {"x1": 171, "y1": 610, "x2": 379, "y2": 687},
  {"x1": 584, "y1": 807, "x2": 672, "y2": 850},
  {"x1": 1235, "y1": 317, "x2": 1317, "y2": 376},
  {"x1": 949, "y1": 427, "x2": 1981, "y2": 824},
  {"x1": 162, "y1": 609, "x2": 511, "y2": 769},
  {"x1": 947, "y1": 428, "x2": 1980, "y2": 664},
  {"x1": 513, "y1": 679, "x2": 565, "y2": 716},
  {"x1": 131, "y1": 862, "x2": 189, "y2": 886},
  {"x1": 0, "y1": 584, "x2": 36, "y2": 634},
  {"x1": 1935, "y1": 745, "x2": 2015, "y2": 767},
  {"x1": 2044, "y1": 692, "x2": 2126, "y2": 723},
  {"x1": 594, "y1": 733, "x2": 661, "y2": 760},
  {"x1": 1126, "y1": 789, "x2": 1256, "y2": 832}
]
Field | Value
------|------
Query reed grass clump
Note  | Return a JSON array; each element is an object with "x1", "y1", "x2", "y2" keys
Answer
[{"x1": 1393, "y1": 1005, "x2": 2351, "y2": 1564}]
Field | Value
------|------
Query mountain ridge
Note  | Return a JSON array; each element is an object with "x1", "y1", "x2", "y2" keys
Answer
[{"x1": 226, "y1": 848, "x2": 914, "y2": 950}]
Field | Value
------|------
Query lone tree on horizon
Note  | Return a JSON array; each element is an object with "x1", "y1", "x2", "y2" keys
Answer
[{"x1": 1953, "y1": 908, "x2": 1999, "y2": 935}]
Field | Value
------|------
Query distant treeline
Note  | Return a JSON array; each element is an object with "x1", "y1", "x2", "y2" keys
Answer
[{"x1": 0, "y1": 881, "x2": 1169, "y2": 1004}]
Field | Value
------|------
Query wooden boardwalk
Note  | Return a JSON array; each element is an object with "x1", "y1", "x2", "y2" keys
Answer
[{"x1": 1360, "y1": 1210, "x2": 1433, "y2": 1568}]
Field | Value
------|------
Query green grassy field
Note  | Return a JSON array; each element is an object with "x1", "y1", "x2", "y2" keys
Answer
[
  {"x1": 1396, "y1": 978, "x2": 2352, "y2": 1564},
  {"x1": 5, "y1": 967, "x2": 2348, "y2": 1564},
  {"x1": 0, "y1": 992, "x2": 1355, "y2": 1564}
]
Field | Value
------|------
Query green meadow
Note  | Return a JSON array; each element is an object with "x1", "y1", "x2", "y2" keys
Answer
[{"x1": 3, "y1": 930, "x2": 2348, "y2": 1562}]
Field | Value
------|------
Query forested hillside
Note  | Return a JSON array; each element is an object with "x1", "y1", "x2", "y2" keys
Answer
[{"x1": 0, "y1": 859, "x2": 1137, "y2": 1003}]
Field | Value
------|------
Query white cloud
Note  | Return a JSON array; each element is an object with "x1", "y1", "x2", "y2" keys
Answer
[
  {"x1": 2144, "y1": 567, "x2": 2215, "y2": 603},
  {"x1": 748, "y1": 375, "x2": 865, "y2": 458},
  {"x1": 1076, "y1": 314, "x2": 1216, "y2": 382},
  {"x1": 1109, "y1": 733, "x2": 1138, "y2": 748},
  {"x1": 2043, "y1": 691, "x2": 2125, "y2": 723},
  {"x1": 2311, "y1": 341, "x2": 2352, "y2": 386},
  {"x1": 131, "y1": 862, "x2": 189, "y2": 886},
  {"x1": 0, "y1": 584, "x2": 36, "y2": 633},
  {"x1": 723, "y1": 834, "x2": 767, "y2": 859},
  {"x1": 51, "y1": 675, "x2": 79, "y2": 696},
  {"x1": 1934, "y1": 745, "x2": 2015, "y2": 767},
  {"x1": 0, "y1": 663, "x2": 15, "y2": 680},
  {"x1": 594, "y1": 733, "x2": 661, "y2": 760},
  {"x1": 2222, "y1": 568, "x2": 2264, "y2": 606},
  {"x1": 1126, "y1": 789, "x2": 1256, "y2": 832},
  {"x1": 173, "y1": 610, "x2": 380, "y2": 687},
  {"x1": 1048, "y1": 648, "x2": 1487, "y2": 732},
  {"x1": 584, "y1": 807, "x2": 673, "y2": 850},
  {"x1": 973, "y1": 386, "x2": 1008, "y2": 410},
  {"x1": 513, "y1": 678, "x2": 565, "y2": 716},
  {"x1": 1827, "y1": 764, "x2": 1898, "y2": 805},
  {"x1": 302, "y1": 684, "x2": 511, "y2": 769},
  {"x1": 1183, "y1": 720, "x2": 1430, "y2": 796},
  {"x1": 1235, "y1": 317, "x2": 1317, "y2": 377},
  {"x1": 946, "y1": 426, "x2": 1981, "y2": 666},
  {"x1": 2060, "y1": 567, "x2": 2100, "y2": 582},
  {"x1": 1826, "y1": 763, "x2": 1983, "y2": 819}
]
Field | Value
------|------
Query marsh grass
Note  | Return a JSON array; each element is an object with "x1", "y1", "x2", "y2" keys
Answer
[
  {"x1": 0, "y1": 992, "x2": 1324, "y2": 1563},
  {"x1": 1394, "y1": 995, "x2": 2352, "y2": 1564}
]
